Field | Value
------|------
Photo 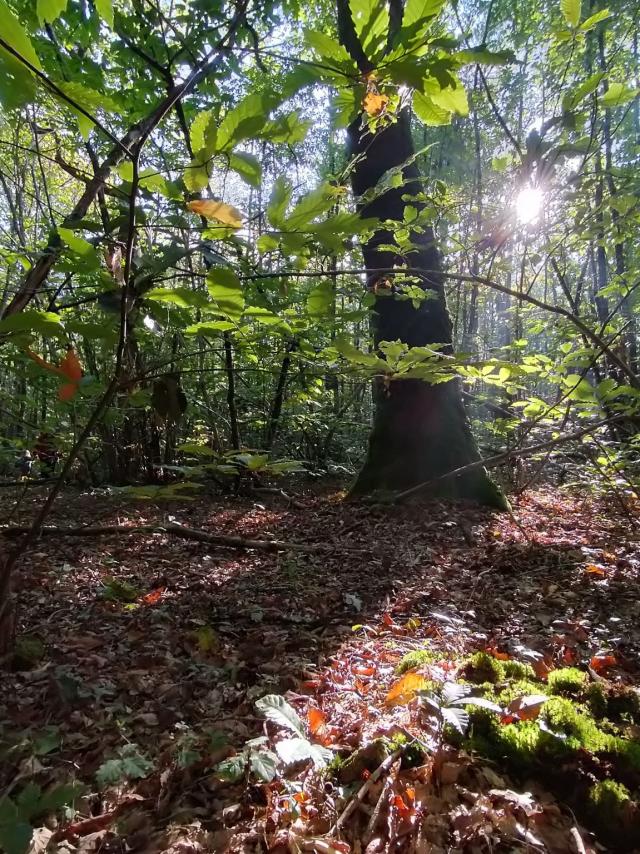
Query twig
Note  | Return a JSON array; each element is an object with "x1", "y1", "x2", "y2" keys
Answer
[{"x1": 330, "y1": 747, "x2": 404, "y2": 835}]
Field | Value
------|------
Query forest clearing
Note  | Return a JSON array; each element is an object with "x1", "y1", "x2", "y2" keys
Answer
[{"x1": 1, "y1": 0, "x2": 640, "y2": 849}]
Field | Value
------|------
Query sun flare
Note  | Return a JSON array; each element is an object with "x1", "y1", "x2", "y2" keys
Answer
[{"x1": 515, "y1": 186, "x2": 544, "y2": 224}]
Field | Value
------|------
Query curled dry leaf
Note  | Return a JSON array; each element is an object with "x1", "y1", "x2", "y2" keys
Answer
[
  {"x1": 363, "y1": 92, "x2": 388, "y2": 117},
  {"x1": 506, "y1": 694, "x2": 549, "y2": 722},
  {"x1": 385, "y1": 672, "x2": 428, "y2": 706}
]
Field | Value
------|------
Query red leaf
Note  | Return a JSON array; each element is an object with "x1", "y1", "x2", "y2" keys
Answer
[{"x1": 590, "y1": 654, "x2": 616, "y2": 673}]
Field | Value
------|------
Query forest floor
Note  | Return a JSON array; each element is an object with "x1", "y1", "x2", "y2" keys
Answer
[{"x1": 1, "y1": 483, "x2": 639, "y2": 853}]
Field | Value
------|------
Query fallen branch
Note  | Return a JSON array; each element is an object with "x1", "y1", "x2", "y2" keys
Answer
[
  {"x1": 0, "y1": 522, "x2": 358, "y2": 554},
  {"x1": 331, "y1": 747, "x2": 404, "y2": 835}
]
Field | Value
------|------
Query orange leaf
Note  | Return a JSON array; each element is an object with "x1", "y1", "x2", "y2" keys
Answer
[
  {"x1": 507, "y1": 694, "x2": 549, "y2": 721},
  {"x1": 307, "y1": 707, "x2": 326, "y2": 735},
  {"x1": 590, "y1": 654, "x2": 616, "y2": 673},
  {"x1": 352, "y1": 665, "x2": 376, "y2": 676},
  {"x1": 385, "y1": 672, "x2": 428, "y2": 706},
  {"x1": 363, "y1": 91, "x2": 388, "y2": 116},
  {"x1": 26, "y1": 348, "x2": 63, "y2": 376},
  {"x1": 58, "y1": 382, "x2": 78, "y2": 402},
  {"x1": 59, "y1": 348, "x2": 83, "y2": 381},
  {"x1": 392, "y1": 794, "x2": 411, "y2": 816},
  {"x1": 486, "y1": 646, "x2": 510, "y2": 661},
  {"x1": 142, "y1": 587, "x2": 165, "y2": 605},
  {"x1": 585, "y1": 564, "x2": 606, "y2": 576}
]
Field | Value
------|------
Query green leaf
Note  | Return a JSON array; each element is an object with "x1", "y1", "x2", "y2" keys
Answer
[
  {"x1": 0, "y1": 821, "x2": 32, "y2": 854},
  {"x1": 306, "y1": 280, "x2": 333, "y2": 317},
  {"x1": 183, "y1": 155, "x2": 210, "y2": 193},
  {"x1": 413, "y1": 91, "x2": 451, "y2": 126},
  {"x1": 601, "y1": 81, "x2": 639, "y2": 108},
  {"x1": 275, "y1": 737, "x2": 331, "y2": 768},
  {"x1": 190, "y1": 109, "x2": 216, "y2": 155},
  {"x1": 228, "y1": 151, "x2": 262, "y2": 187},
  {"x1": 0, "y1": 310, "x2": 64, "y2": 337},
  {"x1": 0, "y1": 0, "x2": 43, "y2": 109},
  {"x1": 425, "y1": 76, "x2": 468, "y2": 116},
  {"x1": 215, "y1": 755, "x2": 245, "y2": 782},
  {"x1": 206, "y1": 268, "x2": 244, "y2": 321},
  {"x1": 255, "y1": 694, "x2": 306, "y2": 738},
  {"x1": 560, "y1": 0, "x2": 581, "y2": 28},
  {"x1": 58, "y1": 227, "x2": 101, "y2": 270},
  {"x1": 185, "y1": 320, "x2": 236, "y2": 335},
  {"x1": 304, "y1": 30, "x2": 354, "y2": 70},
  {"x1": 37, "y1": 0, "x2": 67, "y2": 24},
  {"x1": 285, "y1": 185, "x2": 336, "y2": 230},
  {"x1": 217, "y1": 94, "x2": 272, "y2": 152},
  {"x1": 266, "y1": 177, "x2": 293, "y2": 229},
  {"x1": 579, "y1": 8, "x2": 611, "y2": 30},
  {"x1": 455, "y1": 46, "x2": 516, "y2": 65},
  {"x1": 349, "y1": 0, "x2": 389, "y2": 58},
  {"x1": 261, "y1": 111, "x2": 311, "y2": 145},
  {"x1": 94, "y1": 0, "x2": 113, "y2": 26},
  {"x1": 58, "y1": 82, "x2": 119, "y2": 139},
  {"x1": 402, "y1": 0, "x2": 446, "y2": 29},
  {"x1": 145, "y1": 287, "x2": 207, "y2": 309},
  {"x1": 249, "y1": 749, "x2": 278, "y2": 781},
  {"x1": 563, "y1": 72, "x2": 604, "y2": 110}
]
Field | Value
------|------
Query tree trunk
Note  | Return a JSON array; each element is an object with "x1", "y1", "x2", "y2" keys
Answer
[{"x1": 344, "y1": 109, "x2": 505, "y2": 506}]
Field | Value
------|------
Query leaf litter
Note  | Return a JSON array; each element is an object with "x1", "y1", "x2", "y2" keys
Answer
[{"x1": 1, "y1": 484, "x2": 639, "y2": 852}]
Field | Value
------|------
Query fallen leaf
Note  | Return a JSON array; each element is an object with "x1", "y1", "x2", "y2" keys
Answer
[
  {"x1": 308, "y1": 707, "x2": 326, "y2": 735},
  {"x1": 506, "y1": 694, "x2": 549, "y2": 721},
  {"x1": 385, "y1": 672, "x2": 428, "y2": 706},
  {"x1": 590, "y1": 654, "x2": 617, "y2": 673}
]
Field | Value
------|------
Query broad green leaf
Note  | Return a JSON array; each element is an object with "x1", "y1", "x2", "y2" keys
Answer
[
  {"x1": 579, "y1": 8, "x2": 610, "y2": 30},
  {"x1": 307, "y1": 280, "x2": 333, "y2": 317},
  {"x1": 267, "y1": 177, "x2": 293, "y2": 229},
  {"x1": 257, "y1": 233, "x2": 279, "y2": 253},
  {"x1": 563, "y1": 72, "x2": 604, "y2": 110},
  {"x1": 349, "y1": 0, "x2": 389, "y2": 58},
  {"x1": 57, "y1": 82, "x2": 119, "y2": 139},
  {"x1": 335, "y1": 336, "x2": 387, "y2": 368},
  {"x1": 255, "y1": 694, "x2": 306, "y2": 738},
  {"x1": 0, "y1": 820, "x2": 32, "y2": 854},
  {"x1": 190, "y1": 109, "x2": 216, "y2": 156},
  {"x1": 402, "y1": 0, "x2": 446, "y2": 29},
  {"x1": 0, "y1": 310, "x2": 63, "y2": 337},
  {"x1": 304, "y1": 30, "x2": 353, "y2": 71},
  {"x1": 492, "y1": 153, "x2": 513, "y2": 172},
  {"x1": 183, "y1": 155, "x2": 210, "y2": 193},
  {"x1": 217, "y1": 94, "x2": 271, "y2": 152},
  {"x1": 228, "y1": 151, "x2": 262, "y2": 187},
  {"x1": 249, "y1": 749, "x2": 278, "y2": 781},
  {"x1": 185, "y1": 319, "x2": 236, "y2": 335},
  {"x1": 145, "y1": 287, "x2": 207, "y2": 309},
  {"x1": 285, "y1": 185, "x2": 336, "y2": 230},
  {"x1": 426, "y1": 76, "x2": 468, "y2": 116},
  {"x1": 95, "y1": 0, "x2": 113, "y2": 26},
  {"x1": 413, "y1": 91, "x2": 451, "y2": 126},
  {"x1": 560, "y1": 0, "x2": 581, "y2": 28},
  {"x1": 215, "y1": 755, "x2": 245, "y2": 782},
  {"x1": 455, "y1": 47, "x2": 516, "y2": 65},
  {"x1": 206, "y1": 268, "x2": 244, "y2": 321},
  {"x1": 261, "y1": 112, "x2": 311, "y2": 145},
  {"x1": 0, "y1": 0, "x2": 43, "y2": 109},
  {"x1": 275, "y1": 737, "x2": 331, "y2": 768},
  {"x1": 601, "y1": 81, "x2": 639, "y2": 108},
  {"x1": 37, "y1": 0, "x2": 67, "y2": 24}
]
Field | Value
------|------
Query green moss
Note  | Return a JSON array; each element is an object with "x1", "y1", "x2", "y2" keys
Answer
[
  {"x1": 502, "y1": 660, "x2": 536, "y2": 680},
  {"x1": 386, "y1": 732, "x2": 426, "y2": 768},
  {"x1": 585, "y1": 682, "x2": 608, "y2": 719},
  {"x1": 607, "y1": 688, "x2": 640, "y2": 723},
  {"x1": 547, "y1": 668, "x2": 588, "y2": 696},
  {"x1": 496, "y1": 679, "x2": 546, "y2": 707},
  {"x1": 610, "y1": 736, "x2": 640, "y2": 772},
  {"x1": 541, "y1": 697, "x2": 612, "y2": 752},
  {"x1": 588, "y1": 779, "x2": 631, "y2": 819},
  {"x1": 395, "y1": 647, "x2": 440, "y2": 675},
  {"x1": 464, "y1": 652, "x2": 505, "y2": 685}
]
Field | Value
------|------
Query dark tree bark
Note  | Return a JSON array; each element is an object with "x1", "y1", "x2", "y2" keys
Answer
[{"x1": 337, "y1": 0, "x2": 505, "y2": 507}]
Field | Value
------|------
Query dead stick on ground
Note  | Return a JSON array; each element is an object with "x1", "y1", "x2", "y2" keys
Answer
[
  {"x1": 331, "y1": 747, "x2": 404, "y2": 835},
  {"x1": 0, "y1": 522, "x2": 368, "y2": 554}
]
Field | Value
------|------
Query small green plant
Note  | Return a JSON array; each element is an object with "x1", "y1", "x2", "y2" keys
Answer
[
  {"x1": 95, "y1": 743, "x2": 154, "y2": 788},
  {"x1": 99, "y1": 576, "x2": 140, "y2": 602},
  {"x1": 0, "y1": 782, "x2": 83, "y2": 854},
  {"x1": 547, "y1": 667, "x2": 588, "y2": 696}
]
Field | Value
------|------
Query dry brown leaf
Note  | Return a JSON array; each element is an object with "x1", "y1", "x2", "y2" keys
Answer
[{"x1": 385, "y1": 672, "x2": 428, "y2": 706}]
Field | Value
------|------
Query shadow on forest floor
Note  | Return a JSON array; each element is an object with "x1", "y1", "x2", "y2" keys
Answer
[{"x1": 1, "y1": 483, "x2": 639, "y2": 851}]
